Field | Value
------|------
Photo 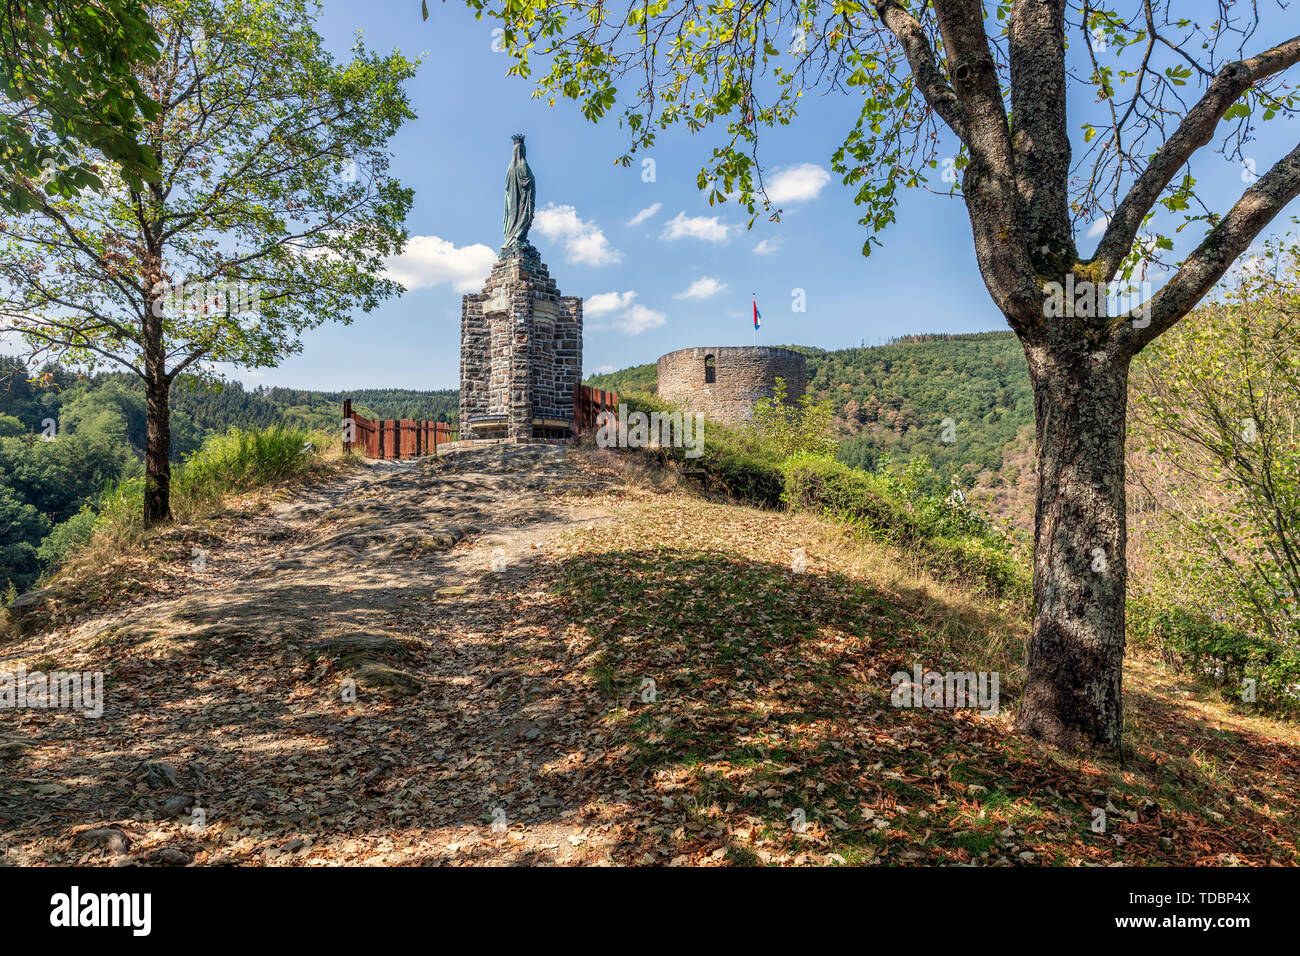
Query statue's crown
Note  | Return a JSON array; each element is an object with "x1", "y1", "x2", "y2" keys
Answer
[{"x1": 511, "y1": 133, "x2": 525, "y2": 143}]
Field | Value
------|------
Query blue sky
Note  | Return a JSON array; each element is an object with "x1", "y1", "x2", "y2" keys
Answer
[{"x1": 237, "y1": 1, "x2": 1299, "y2": 390}]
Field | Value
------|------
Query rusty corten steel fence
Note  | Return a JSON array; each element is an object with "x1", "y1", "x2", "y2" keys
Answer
[
  {"x1": 345, "y1": 387, "x2": 613, "y2": 454},
  {"x1": 574, "y1": 383, "x2": 619, "y2": 434},
  {"x1": 342, "y1": 399, "x2": 456, "y2": 459}
]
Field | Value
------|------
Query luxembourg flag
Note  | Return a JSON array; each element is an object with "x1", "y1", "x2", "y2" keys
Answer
[{"x1": 752, "y1": 295, "x2": 762, "y2": 330}]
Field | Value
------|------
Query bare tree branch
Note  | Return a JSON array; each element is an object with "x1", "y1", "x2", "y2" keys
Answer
[
  {"x1": 1118, "y1": 139, "x2": 1300, "y2": 355},
  {"x1": 871, "y1": 0, "x2": 965, "y2": 139},
  {"x1": 928, "y1": 0, "x2": 1041, "y2": 333},
  {"x1": 1093, "y1": 34, "x2": 1300, "y2": 281}
]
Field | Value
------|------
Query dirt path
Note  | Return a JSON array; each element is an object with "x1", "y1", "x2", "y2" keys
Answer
[{"x1": 1, "y1": 444, "x2": 632, "y2": 866}]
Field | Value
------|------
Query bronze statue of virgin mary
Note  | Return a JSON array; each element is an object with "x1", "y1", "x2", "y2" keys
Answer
[{"x1": 503, "y1": 134, "x2": 535, "y2": 254}]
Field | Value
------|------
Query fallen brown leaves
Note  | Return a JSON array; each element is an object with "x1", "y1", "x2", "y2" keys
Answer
[{"x1": 1, "y1": 444, "x2": 1297, "y2": 866}]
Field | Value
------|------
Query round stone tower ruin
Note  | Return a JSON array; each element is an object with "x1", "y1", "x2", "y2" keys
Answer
[{"x1": 656, "y1": 346, "x2": 807, "y2": 425}]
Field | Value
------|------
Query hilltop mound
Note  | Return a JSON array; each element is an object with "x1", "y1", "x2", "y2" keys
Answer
[{"x1": 2, "y1": 444, "x2": 1297, "y2": 865}]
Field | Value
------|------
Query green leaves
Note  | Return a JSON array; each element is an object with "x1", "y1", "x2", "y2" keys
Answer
[
  {"x1": 1131, "y1": 238, "x2": 1300, "y2": 659},
  {"x1": 749, "y1": 377, "x2": 839, "y2": 462},
  {"x1": 0, "y1": 1, "x2": 164, "y2": 213},
  {"x1": 1, "y1": 0, "x2": 418, "y2": 466}
]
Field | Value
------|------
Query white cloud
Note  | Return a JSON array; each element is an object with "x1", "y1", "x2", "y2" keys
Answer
[
  {"x1": 595, "y1": 364, "x2": 615, "y2": 374},
  {"x1": 1222, "y1": 244, "x2": 1270, "y2": 285},
  {"x1": 675, "y1": 276, "x2": 728, "y2": 300},
  {"x1": 753, "y1": 238, "x2": 783, "y2": 256},
  {"x1": 766, "y1": 163, "x2": 831, "y2": 204},
  {"x1": 627, "y1": 203, "x2": 663, "y2": 226},
  {"x1": 383, "y1": 235, "x2": 497, "y2": 293},
  {"x1": 661, "y1": 211, "x2": 730, "y2": 242},
  {"x1": 1086, "y1": 216, "x2": 1110, "y2": 239},
  {"x1": 534, "y1": 203, "x2": 621, "y2": 266},
  {"x1": 615, "y1": 303, "x2": 667, "y2": 335},
  {"x1": 585, "y1": 290, "x2": 666, "y2": 335},
  {"x1": 585, "y1": 290, "x2": 639, "y2": 317}
]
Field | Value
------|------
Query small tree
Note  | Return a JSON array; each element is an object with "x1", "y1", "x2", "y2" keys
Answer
[
  {"x1": 1131, "y1": 241, "x2": 1300, "y2": 647},
  {"x1": 750, "y1": 377, "x2": 838, "y2": 460},
  {"x1": 0, "y1": 0, "x2": 416, "y2": 523}
]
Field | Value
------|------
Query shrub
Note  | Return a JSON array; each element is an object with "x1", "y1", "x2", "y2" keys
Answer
[
  {"x1": 35, "y1": 425, "x2": 331, "y2": 581},
  {"x1": 606, "y1": 393, "x2": 787, "y2": 507},
  {"x1": 94, "y1": 475, "x2": 147, "y2": 535},
  {"x1": 1128, "y1": 595, "x2": 1300, "y2": 715},
  {"x1": 591, "y1": 394, "x2": 1024, "y2": 595},
  {"x1": 749, "y1": 377, "x2": 838, "y2": 460},
  {"x1": 176, "y1": 425, "x2": 323, "y2": 507},
  {"x1": 37, "y1": 507, "x2": 100, "y2": 567},
  {"x1": 783, "y1": 455, "x2": 918, "y2": 544},
  {"x1": 783, "y1": 454, "x2": 1027, "y2": 597},
  {"x1": 696, "y1": 423, "x2": 786, "y2": 507}
]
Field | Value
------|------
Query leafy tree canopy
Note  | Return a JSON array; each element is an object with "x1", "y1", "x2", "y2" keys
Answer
[{"x1": 1, "y1": 0, "x2": 162, "y2": 212}]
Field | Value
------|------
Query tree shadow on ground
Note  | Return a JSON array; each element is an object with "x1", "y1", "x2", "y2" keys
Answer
[{"x1": 540, "y1": 546, "x2": 1300, "y2": 865}]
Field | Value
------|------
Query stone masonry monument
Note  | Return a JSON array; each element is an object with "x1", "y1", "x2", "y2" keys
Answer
[{"x1": 460, "y1": 135, "x2": 583, "y2": 442}]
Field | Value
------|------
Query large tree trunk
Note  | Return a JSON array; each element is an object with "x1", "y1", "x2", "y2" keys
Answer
[
  {"x1": 1015, "y1": 335, "x2": 1130, "y2": 750},
  {"x1": 143, "y1": 365, "x2": 172, "y2": 527},
  {"x1": 141, "y1": 281, "x2": 173, "y2": 526}
]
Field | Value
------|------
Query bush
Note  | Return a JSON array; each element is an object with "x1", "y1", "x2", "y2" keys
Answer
[
  {"x1": 591, "y1": 395, "x2": 1024, "y2": 595},
  {"x1": 783, "y1": 455, "x2": 919, "y2": 544},
  {"x1": 177, "y1": 425, "x2": 323, "y2": 507},
  {"x1": 33, "y1": 426, "x2": 330, "y2": 581},
  {"x1": 605, "y1": 393, "x2": 788, "y2": 507},
  {"x1": 783, "y1": 455, "x2": 1026, "y2": 596},
  {"x1": 1128, "y1": 595, "x2": 1300, "y2": 715},
  {"x1": 749, "y1": 377, "x2": 838, "y2": 460},
  {"x1": 697, "y1": 423, "x2": 786, "y2": 507},
  {"x1": 37, "y1": 507, "x2": 100, "y2": 567}
]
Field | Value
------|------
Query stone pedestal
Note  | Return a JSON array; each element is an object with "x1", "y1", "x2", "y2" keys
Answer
[{"x1": 460, "y1": 247, "x2": 582, "y2": 442}]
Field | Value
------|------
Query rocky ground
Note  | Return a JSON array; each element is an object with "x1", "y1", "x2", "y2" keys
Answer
[{"x1": 1, "y1": 444, "x2": 642, "y2": 865}]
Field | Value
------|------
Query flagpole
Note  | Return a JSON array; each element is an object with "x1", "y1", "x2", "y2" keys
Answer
[{"x1": 752, "y1": 291, "x2": 757, "y2": 346}]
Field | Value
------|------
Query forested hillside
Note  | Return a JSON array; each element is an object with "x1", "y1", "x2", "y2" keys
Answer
[
  {"x1": 0, "y1": 359, "x2": 456, "y2": 593},
  {"x1": 584, "y1": 362, "x2": 658, "y2": 395},
  {"x1": 585, "y1": 332, "x2": 1034, "y2": 491},
  {"x1": 0, "y1": 362, "x2": 457, "y2": 437}
]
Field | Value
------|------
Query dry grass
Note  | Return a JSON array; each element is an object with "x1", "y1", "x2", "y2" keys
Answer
[
  {"x1": 548, "y1": 465, "x2": 1300, "y2": 864},
  {"x1": 7, "y1": 441, "x2": 1298, "y2": 866}
]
